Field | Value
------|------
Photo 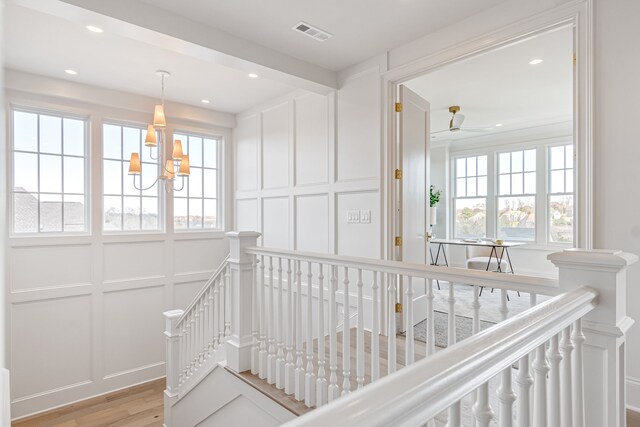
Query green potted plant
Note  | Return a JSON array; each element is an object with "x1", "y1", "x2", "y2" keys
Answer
[{"x1": 429, "y1": 185, "x2": 442, "y2": 226}]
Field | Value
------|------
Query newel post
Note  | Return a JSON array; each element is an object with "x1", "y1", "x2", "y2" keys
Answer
[
  {"x1": 226, "y1": 231, "x2": 261, "y2": 373},
  {"x1": 548, "y1": 248, "x2": 638, "y2": 427},
  {"x1": 163, "y1": 308, "x2": 184, "y2": 427}
]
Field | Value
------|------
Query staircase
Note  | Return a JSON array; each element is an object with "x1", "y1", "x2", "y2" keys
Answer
[{"x1": 163, "y1": 232, "x2": 636, "y2": 427}]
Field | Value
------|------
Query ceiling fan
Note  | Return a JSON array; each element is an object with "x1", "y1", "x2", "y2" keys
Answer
[{"x1": 431, "y1": 106, "x2": 492, "y2": 136}]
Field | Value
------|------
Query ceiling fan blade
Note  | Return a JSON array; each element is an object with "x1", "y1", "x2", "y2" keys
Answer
[
  {"x1": 452, "y1": 113, "x2": 465, "y2": 129},
  {"x1": 430, "y1": 129, "x2": 452, "y2": 135},
  {"x1": 460, "y1": 127, "x2": 493, "y2": 132}
]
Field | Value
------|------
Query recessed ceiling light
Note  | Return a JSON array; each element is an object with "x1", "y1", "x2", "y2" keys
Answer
[
  {"x1": 65, "y1": 69, "x2": 77, "y2": 75},
  {"x1": 495, "y1": 123, "x2": 503, "y2": 127},
  {"x1": 86, "y1": 25, "x2": 104, "y2": 33},
  {"x1": 529, "y1": 59, "x2": 543, "y2": 65},
  {"x1": 201, "y1": 99, "x2": 210, "y2": 104},
  {"x1": 248, "y1": 73, "x2": 258, "y2": 79}
]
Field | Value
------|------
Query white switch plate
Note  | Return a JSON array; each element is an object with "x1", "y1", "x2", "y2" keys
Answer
[
  {"x1": 360, "y1": 210, "x2": 371, "y2": 223},
  {"x1": 347, "y1": 210, "x2": 360, "y2": 223}
]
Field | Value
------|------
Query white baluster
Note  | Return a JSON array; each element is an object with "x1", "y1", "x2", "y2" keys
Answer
[
  {"x1": 405, "y1": 276, "x2": 414, "y2": 366},
  {"x1": 190, "y1": 312, "x2": 196, "y2": 374},
  {"x1": 218, "y1": 275, "x2": 225, "y2": 348},
  {"x1": 179, "y1": 321, "x2": 186, "y2": 385},
  {"x1": 199, "y1": 299, "x2": 205, "y2": 365},
  {"x1": 529, "y1": 292, "x2": 537, "y2": 307},
  {"x1": 208, "y1": 286, "x2": 215, "y2": 357},
  {"x1": 472, "y1": 285, "x2": 481, "y2": 334},
  {"x1": 532, "y1": 343, "x2": 549, "y2": 427},
  {"x1": 497, "y1": 289, "x2": 515, "y2": 427},
  {"x1": 305, "y1": 262, "x2": 316, "y2": 407},
  {"x1": 356, "y1": 269, "x2": 365, "y2": 389},
  {"x1": 559, "y1": 326, "x2": 573, "y2": 427},
  {"x1": 473, "y1": 382, "x2": 495, "y2": 427},
  {"x1": 571, "y1": 319, "x2": 585, "y2": 427},
  {"x1": 371, "y1": 271, "x2": 380, "y2": 382},
  {"x1": 448, "y1": 281, "x2": 456, "y2": 346},
  {"x1": 547, "y1": 334, "x2": 562, "y2": 427},
  {"x1": 295, "y1": 260, "x2": 305, "y2": 401},
  {"x1": 316, "y1": 264, "x2": 328, "y2": 405},
  {"x1": 258, "y1": 256, "x2": 267, "y2": 379},
  {"x1": 276, "y1": 258, "x2": 285, "y2": 389},
  {"x1": 426, "y1": 279, "x2": 435, "y2": 356},
  {"x1": 388, "y1": 274, "x2": 397, "y2": 374},
  {"x1": 328, "y1": 265, "x2": 339, "y2": 401},
  {"x1": 251, "y1": 256, "x2": 259, "y2": 375},
  {"x1": 285, "y1": 259, "x2": 295, "y2": 395},
  {"x1": 446, "y1": 401, "x2": 462, "y2": 427},
  {"x1": 342, "y1": 267, "x2": 351, "y2": 395},
  {"x1": 516, "y1": 354, "x2": 533, "y2": 427},
  {"x1": 267, "y1": 257, "x2": 276, "y2": 384},
  {"x1": 224, "y1": 265, "x2": 231, "y2": 339},
  {"x1": 193, "y1": 302, "x2": 200, "y2": 369},
  {"x1": 213, "y1": 279, "x2": 220, "y2": 353}
]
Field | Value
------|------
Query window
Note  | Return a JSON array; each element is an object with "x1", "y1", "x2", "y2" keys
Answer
[
  {"x1": 173, "y1": 132, "x2": 220, "y2": 230},
  {"x1": 103, "y1": 123, "x2": 160, "y2": 231},
  {"x1": 497, "y1": 149, "x2": 536, "y2": 241},
  {"x1": 454, "y1": 155, "x2": 487, "y2": 238},
  {"x1": 12, "y1": 109, "x2": 88, "y2": 234},
  {"x1": 548, "y1": 144, "x2": 574, "y2": 243}
]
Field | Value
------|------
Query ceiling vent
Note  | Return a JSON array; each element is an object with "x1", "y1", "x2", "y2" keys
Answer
[{"x1": 292, "y1": 21, "x2": 332, "y2": 42}]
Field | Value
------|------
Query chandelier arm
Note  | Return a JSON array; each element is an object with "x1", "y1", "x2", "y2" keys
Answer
[
  {"x1": 132, "y1": 174, "x2": 161, "y2": 192},
  {"x1": 173, "y1": 176, "x2": 186, "y2": 192},
  {"x1": 148, "y1": 146, "x2": 159, "y2": 161}
]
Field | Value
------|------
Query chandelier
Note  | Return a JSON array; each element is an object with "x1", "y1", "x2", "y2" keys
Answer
[{"x1": 128, "y1": 70, "x2": 190, "y2": 192}]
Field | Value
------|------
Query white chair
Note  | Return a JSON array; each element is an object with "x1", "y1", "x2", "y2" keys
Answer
[{"x1": 465, "y1": 245, "x2": 518, "y2": 297}]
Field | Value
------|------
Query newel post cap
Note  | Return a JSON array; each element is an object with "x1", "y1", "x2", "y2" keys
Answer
[{"x1": 547, "y1": 248, "x2": 638, "y2": 272}]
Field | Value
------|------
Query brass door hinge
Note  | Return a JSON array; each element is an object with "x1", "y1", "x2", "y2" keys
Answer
[
  {"x1": 394, "y1": 169, "x2": 402, "y2": 179},
  {"x1": 395, "y1": 102, "x2": 403, "y2": 112},
  {"x1": 573, "y1": 53, "x2": 576, "y2": 65},
  {"x1": 395, "y1": 236, "x2": 402, "y2": 246},
  {"x1": 395, "y1": 303, "x2": 403, "y2": 313}
]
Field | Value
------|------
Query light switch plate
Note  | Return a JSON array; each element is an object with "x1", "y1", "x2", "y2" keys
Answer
[
  {"x1": 360, "y1": 210, "x2": 371, "y2": 223},
  {"x1": 347, "y1": 210, "x2": 360, "y2": 223}
]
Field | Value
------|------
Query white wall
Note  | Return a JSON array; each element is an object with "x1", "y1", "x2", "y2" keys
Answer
[{"x1": 4, "y1": 71, "x2": 234, "y2": 419}]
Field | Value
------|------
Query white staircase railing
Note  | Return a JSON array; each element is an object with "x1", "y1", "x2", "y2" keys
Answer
[{"x1": 163, "y1": 233, "x2": 636, "y2": 427}]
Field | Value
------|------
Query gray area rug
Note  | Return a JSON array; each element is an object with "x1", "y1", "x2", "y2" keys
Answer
[{"x1": 413, "y1": 311, "x2": 495, "y2": 348}]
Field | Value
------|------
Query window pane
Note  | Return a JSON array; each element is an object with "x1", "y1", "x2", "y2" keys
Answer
[
  {"x1": 174, "y1": 197, "x2": 188, "y2": 229},
  {"x1": 511, "y1": 151, "x2": 523, "y2": 173},
  {"x1": 14, "y1": 192, "x2": 38, "y2": 233},
  {"x1": 203, "y1": 199, "x2": 217, "y2": 229},
  {"x1": 550, "y1": 170, "x2": 565, "y2": 193},
  {"x1": 203, "y1": 169, "x2": 217, "y2": 198},
  {"x1": 14, "y1": 111, "x2": 38, "y2": 152},
  {"x1": 64, "y1": 157, "x2": 85, "y2": 194},
  {"x1": 189, "y1": 137, "x2": 203, "y2": 167},
  {"x1": 524, "y1": 149, "x2": 536, "y2": 172},
  {"x1": 40, "y1": 154, "x2": 62, "y2": 193},
  {"x1": 499, "y1": 174, "x2": 510, "y2": 195},
  {"x1": 499, "y1": 152, "x2": 510, "y2": 174},
  {"x1": 550, "y1": 146, "x2": 564, "y2": 170},
  {"x1": 189, "y1": 168, "x2": 203, "y2": 198},
  {"x1": 550, "y1": 195, "x2": 574, "y2": 243},
  {"x1": 511, "y1": 172, "x2": 523, "y2": 195},
  {"x1": 467, "y1": 177, "x2": 477, "y2": 197},
  {"x1": 14, "y1": 152, "x2": 38, "y2": 193},
  {"x1": 566, "y1": 170, "x2": 574, "y2": 193},
  {"x1": 477, "y1": 156, "x2": 487, "y2": 176},
  {"x1": 104, "y1": 196, "x2": 122, "y2": 230},
  {"x1": 524, "y1": 172, "x2": 536, "y2": 194},
  {"x1": 141, "y1": 197, "x2": 159, "y2": 230},
  {"x1": 63, "y1": 118, "x2": 84, "y2": 156},
  {"x1": 189, "y1": 198, "x2": 203, "y2": 228},
  {"x1": 466, "y1": 157, "x2": 476, "y2": 176},
  {"x1": 477, "y1": 176, "x2": 487, "y2": 196},
  {"x1": 203, "y1": 138, "x2": 217, "y2": 168},
  {"x1": 39, "y1": 115, "x2": 62, "y2": 154},
  {"x1": 454, "y1": 198, "x2": 486, "y2": 238},
  {"x1": 456, "y1": 158, "x2": 466, "y2": 177},
  {"x1": 103, "y1": 124, "x2": 122, "y2": 159},
  {"x1": 40, "y1": 193, "x2": 62, "y2": 232},
  {"x1": 497, "y1": 196, "x2": 535, "y2": 241},
  {"x1": 123, "y1": 127, "x2": 141, "y2": 160},
  {"x1": 103, "y1": 160, "x2": 122, "y2": 195},
  {"x1": 456, "y1": 178, "x2": 466, "y2": 197},
  {"x1": 565, "y1": 145, "x2": 574, "y2": 168},
  {"x1": 123, "y1": 196, "x2": 141, "y2": 230},
  {"x1": 64, "y1": 195, "x2": 85, "y2": 231}
]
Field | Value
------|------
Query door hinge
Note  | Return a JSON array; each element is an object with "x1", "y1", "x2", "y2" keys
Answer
[
  {"x1": 573, "y1": 53, "x2": 576, "y2": 66},
  {"x1": 394, "y1": 169, "x2": 402, "y2": 179},
  {"x1": 395, "y1": 236, "x2": 402, "y2": 246},
  {"x1": 395, "y1": 303, "x2": 403, "y2": 313},
  {"x1": 395, "y1": 102, "x2": 403, "y2": 112}
]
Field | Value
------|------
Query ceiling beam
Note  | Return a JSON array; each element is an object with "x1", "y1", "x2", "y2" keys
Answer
[{"x1": 13, "y1": 0, "x2": 338, "y2": 94}]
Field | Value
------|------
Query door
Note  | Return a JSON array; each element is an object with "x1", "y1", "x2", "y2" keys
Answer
[{"x1": 397, "y1": 85, "x2": 430, "y2": 330}]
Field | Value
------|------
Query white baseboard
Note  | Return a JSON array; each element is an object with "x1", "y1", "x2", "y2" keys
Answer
[
  {"x1": 628, "y1": 376, "x2": 640, "y2": 412},
  {"x1": 2, "y1": 369, "x2": 10, "y2": 427}
]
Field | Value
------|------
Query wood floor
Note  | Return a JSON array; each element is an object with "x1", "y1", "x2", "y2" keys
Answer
[{"x1": 12, "y1": 379, "x2": 164, "y2": 427}]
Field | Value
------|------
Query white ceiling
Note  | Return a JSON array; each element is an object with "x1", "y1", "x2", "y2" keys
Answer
[
  {"x1": 405, "y1": 26, "x2": 574, "y2": 145},
  {"x1": 3, "y1": 2, "x2": 297, "y2": 113},
  {"x1": 137, "y1": 0, "x2": 507, "y2": 72}
]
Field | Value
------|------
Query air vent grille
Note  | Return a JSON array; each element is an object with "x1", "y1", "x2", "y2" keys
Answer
[{"x1": 292, "y1": 21, "x2": 332, "y2": 42}]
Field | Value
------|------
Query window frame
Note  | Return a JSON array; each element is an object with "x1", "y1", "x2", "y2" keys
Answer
[
  {"x1": 10, "y1": 105, "x2": 91, "y2": 237},
  {"x1": 101, "y1": 120, "x2": 164, "y2": 234},
  {"x1": 452, "y1": 154, "x2": 488, "y2": 239},
  {"x1": 172, "y1": 129, "x2": 223, "y2": 232}
]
